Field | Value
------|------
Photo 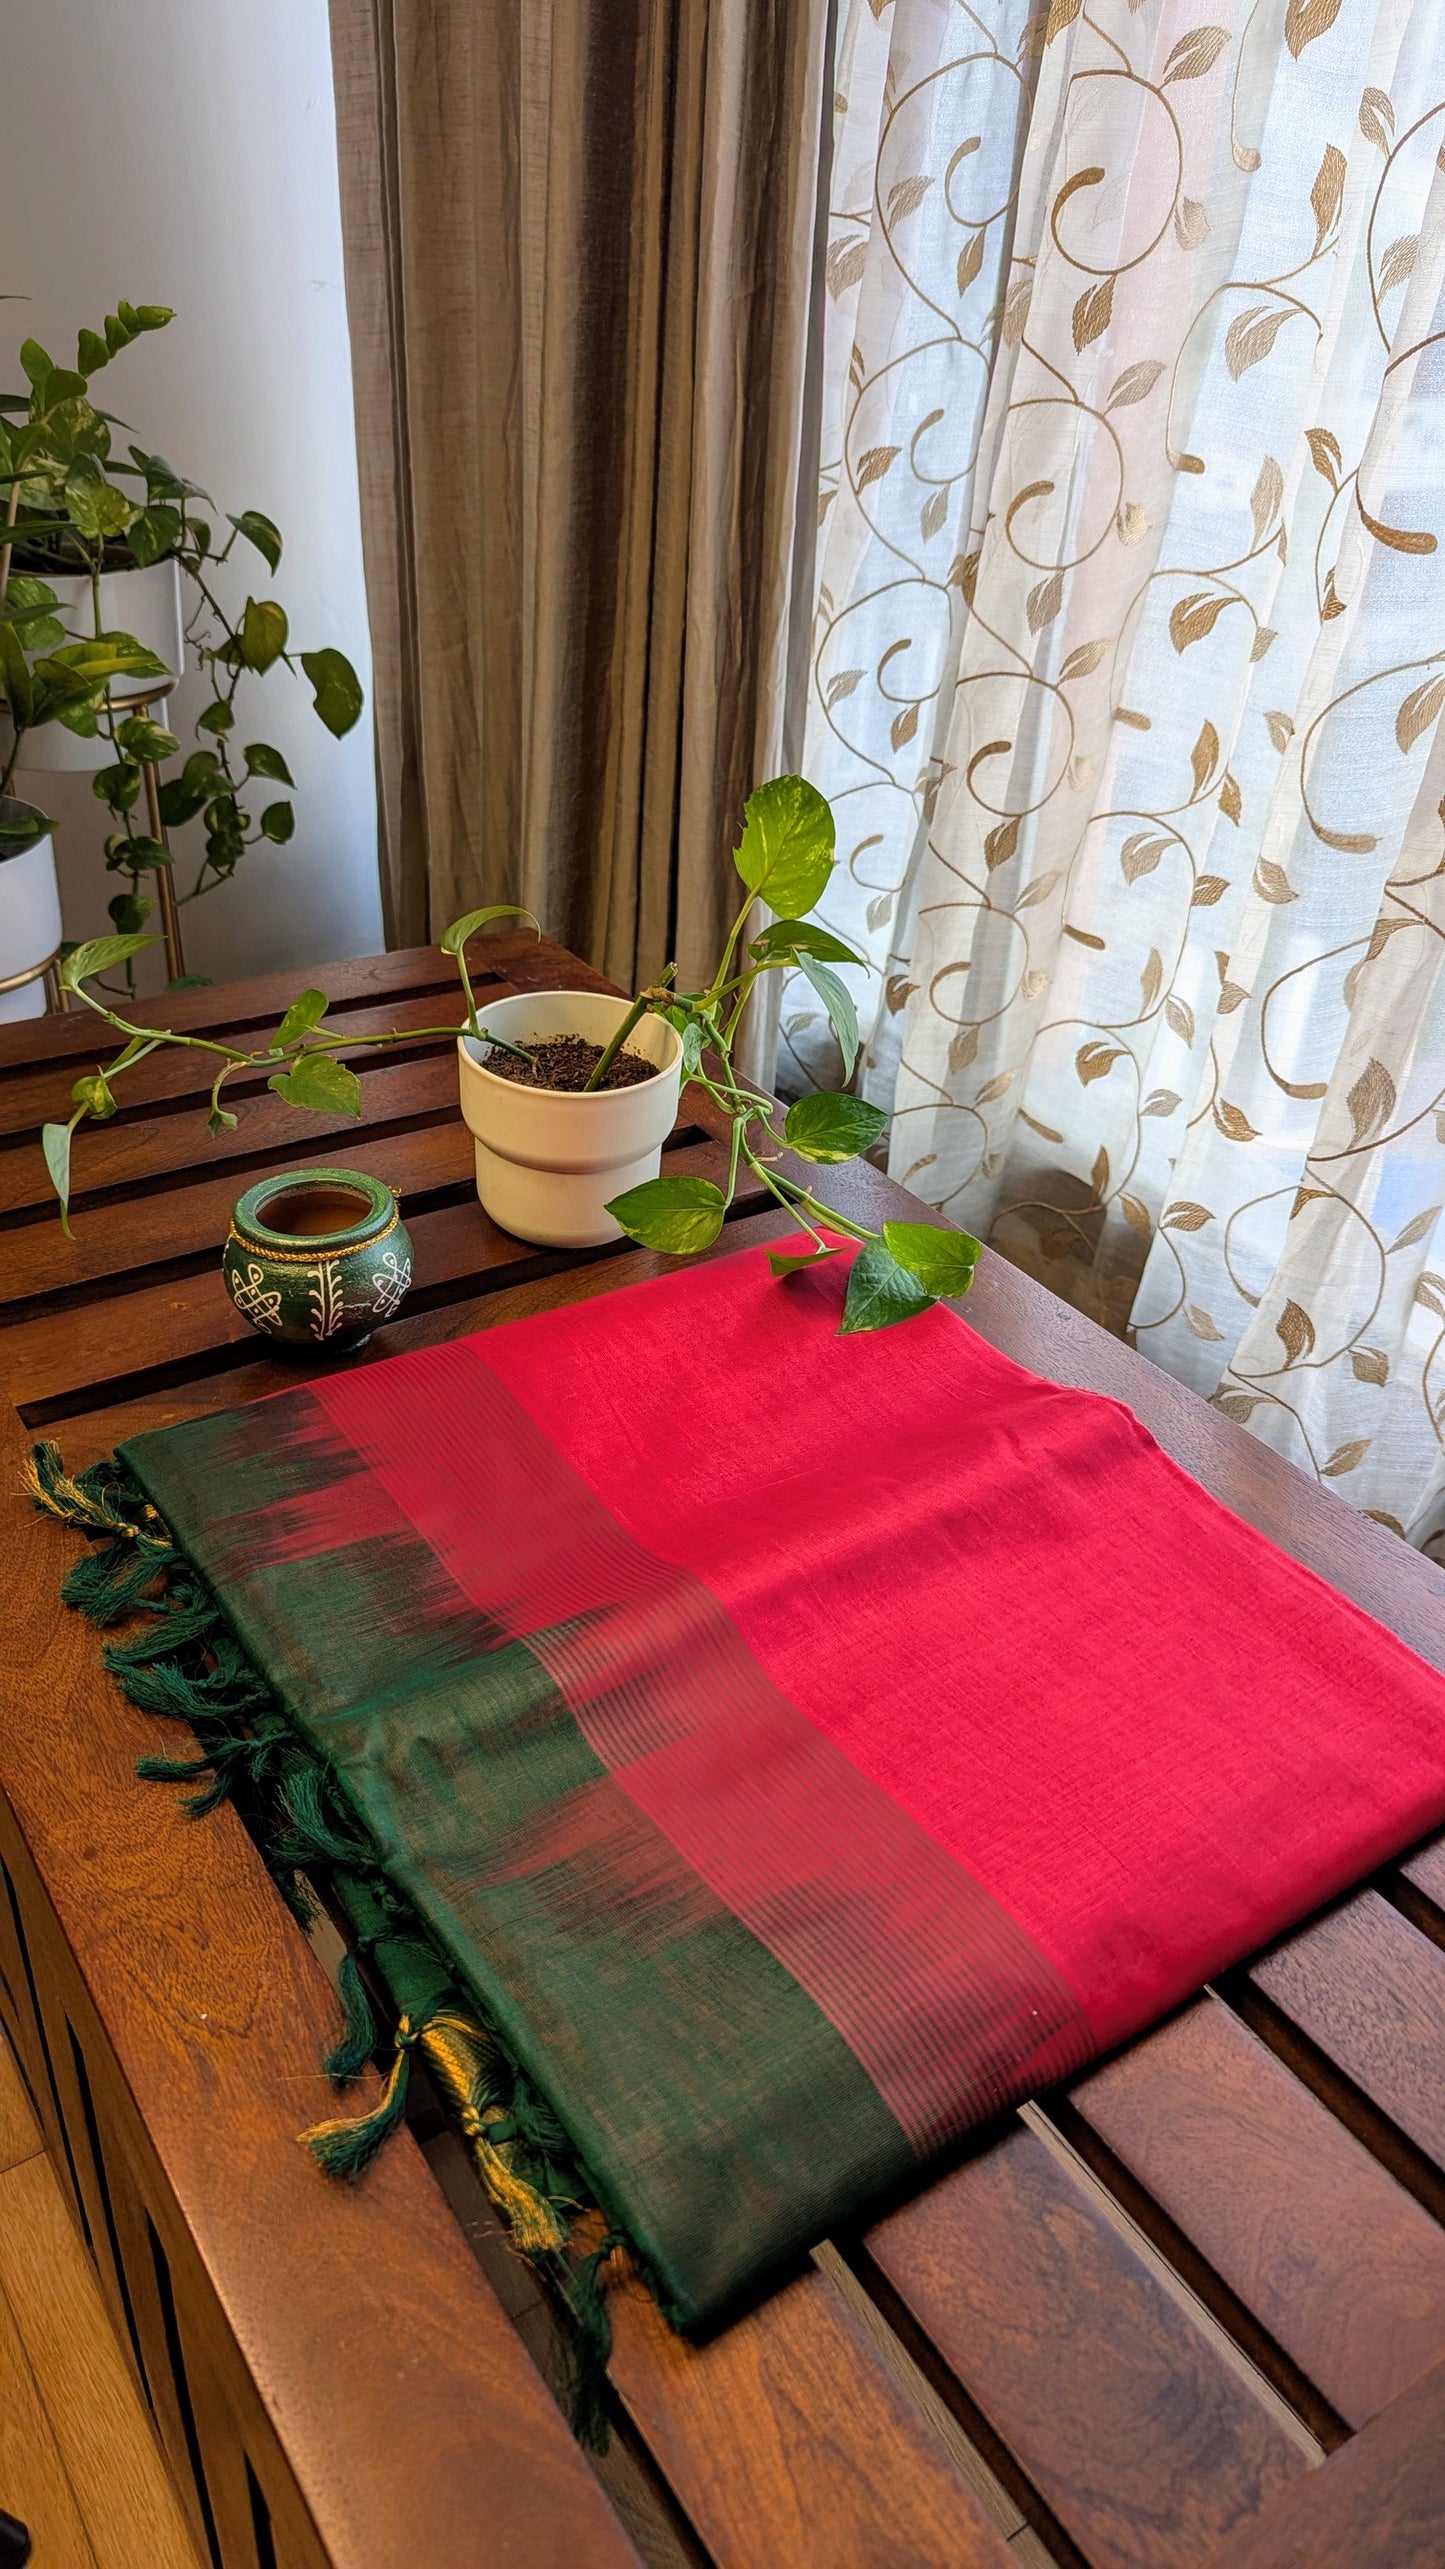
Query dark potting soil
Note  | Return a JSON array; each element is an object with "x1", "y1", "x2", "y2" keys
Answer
[{"x1": 484, "y1": 1033, "x2": 656, "y2": 1092}]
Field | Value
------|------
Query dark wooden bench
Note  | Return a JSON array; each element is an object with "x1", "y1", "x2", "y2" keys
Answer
[{"x1": 2, "y1": 932, "x2": 1444, "y2": 2568}]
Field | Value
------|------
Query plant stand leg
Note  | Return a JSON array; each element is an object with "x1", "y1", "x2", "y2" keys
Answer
[{"x1": 140, "y1": 756, "x2": 186, "y2": 984}]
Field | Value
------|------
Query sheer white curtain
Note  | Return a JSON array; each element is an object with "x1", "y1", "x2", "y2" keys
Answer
[{"x1": 792, "y1": 0, "x2": 1445, "y2": 1552}]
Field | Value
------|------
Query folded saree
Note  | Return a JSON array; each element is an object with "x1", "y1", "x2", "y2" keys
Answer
[{"x1": 49, "y1": 1240, "x2": 1445, "y2": 2335}]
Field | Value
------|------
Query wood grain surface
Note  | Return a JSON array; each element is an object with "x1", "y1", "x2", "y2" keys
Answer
[{"x1": 3, "y1": 939, "x2": 1445, "y2": 2567}]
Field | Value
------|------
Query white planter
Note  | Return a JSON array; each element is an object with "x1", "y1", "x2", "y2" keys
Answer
[
  {"x1": 0, "y1": 805, "x2": 61, "y2": 1023},
  {"x1": 457, "y1": 990, "x2": 684, "y2": 1248},
  {"x1": 7, "y1": 558, "x2": 184, "y2": 774}
]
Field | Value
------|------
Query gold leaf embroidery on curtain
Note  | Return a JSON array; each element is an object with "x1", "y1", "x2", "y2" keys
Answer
[{"x1": 795, "y1": 0, "x2": 1445, "y2": 1549}]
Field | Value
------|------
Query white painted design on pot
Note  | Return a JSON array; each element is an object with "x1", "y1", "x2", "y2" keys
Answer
[
  {"x1": 230, "y1": 1262, "x2": 284, "y2": 1333},
  {"x1": 456, "y1": 990, "x2": 684, "y2": 1250},
  {"x1": 307, "y1": 1262, "x2": 346, "y2": 1340},
  {"x1": 371, "y1": 1249, "x2": 412, "y2": 1319}
]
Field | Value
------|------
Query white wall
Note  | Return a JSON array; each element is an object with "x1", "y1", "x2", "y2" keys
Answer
[{"x1": 0, "y1": 0, "x2": 382, "y2": 997}]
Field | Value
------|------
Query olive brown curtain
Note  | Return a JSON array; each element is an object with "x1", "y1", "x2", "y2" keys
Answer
[{"x1": 327, "y1": 0, "x2": 831, "y2": 1007}]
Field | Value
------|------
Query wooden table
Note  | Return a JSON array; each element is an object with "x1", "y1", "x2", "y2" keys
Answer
[{"x1": 2, "y1": 932, "x2": 1445, "y2": 2569}]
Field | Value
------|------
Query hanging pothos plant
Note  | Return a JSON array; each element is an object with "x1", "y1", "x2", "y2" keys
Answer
[{"x1": 0, "y1": 301, "x2": 363, "y2": 959}]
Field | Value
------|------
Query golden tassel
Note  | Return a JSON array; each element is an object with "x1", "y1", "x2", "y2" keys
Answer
[{"x1": 421, "y1": 2012, "x2": 568, "y2": 2254}]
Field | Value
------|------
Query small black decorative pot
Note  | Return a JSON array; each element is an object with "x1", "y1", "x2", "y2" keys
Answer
[{"x1": 222, "y1": 1167, "x2": 413, "y2": 1353}]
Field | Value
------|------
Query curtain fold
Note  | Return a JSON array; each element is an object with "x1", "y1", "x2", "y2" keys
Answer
[
  {"x1": 329, "y1": 0, "x2": 830, "y2": 1000},
  {"x1": 791, "y1": 0, "x2": 1445, "y2": 1550}
]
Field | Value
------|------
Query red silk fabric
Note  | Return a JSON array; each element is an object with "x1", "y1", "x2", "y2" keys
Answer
[{"x1": 435, "y1": 1241, "x2": 1445, "y2": 2057}]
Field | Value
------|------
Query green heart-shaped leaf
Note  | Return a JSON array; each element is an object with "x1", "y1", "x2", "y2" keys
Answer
[
  {"x1": 276, "y1": 987, "x2": 329, "y2": 1048},
  {"x1": 783, "y1": 1092, "x2": 888, "y2": 1164},
  {"x1": 881, "y1": 1220, "x2": 981, "y2": 1300},
  {"x1": 63, "y1": 932, "x2": 158, "y2": 986},
  {"x1": 440, "y1": 903, "x2": 540, "y2": 953},
  {"x1": 750, "y1": 917, "x2": 866, "y2": 968},
  {"x1": 229, "y1": 510, "x2": 283, "y2": 574},
  {"x1": 768, "y1": 1243, "x2": 842, "y2": 1277},
  {"x1": 732, "y1": 775, "x2": 835, "y2": 919},
  {"x1": 839, "y1": 1238, "x2": 934, "y2": 1334},
  {"x1": 42, "y1": 1121, "x2": 73, "y2": 1237},
  {"x1": 266, "y1": 1052, "x2": 362, "y2": 1117},
  {"x1": 240, "y1": 597, "x2": 288, "y2": 674},
  {"x1": 606, "y1": 1175, "x2": 726, "y2": 1255},
  {"x1": 300, "y1": 645, "x2": 363, "y2": 736},
  {"x1": 795, "y1": 952, "x2": 859, "y2": 1080}
]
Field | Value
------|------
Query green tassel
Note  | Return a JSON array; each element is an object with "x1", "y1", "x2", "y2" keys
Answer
[
  {"x1": 324, "y1": 1949, "x2": 377, "y2": 2084},
  {"x1": 102, "y1": 1598, "x2": 219, "y2": 1665},
  {"x1": 566, "y1": 2231, "x2": 626, "y2": 2452},
  {"x1": 276, "y1": 1758, "x2": 374, "y2": 1870},
  {"x1": 135, "y1": 1749, "x2": 214, "y2": 1787},
  {"x1": 301, "y1": 2017, "x2": 416, "y2": 2177}
]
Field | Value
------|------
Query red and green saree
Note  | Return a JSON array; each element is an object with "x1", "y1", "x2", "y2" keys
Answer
[{"x1": 44, "y1": 1241, "x2": 1445, "y2": 2349}]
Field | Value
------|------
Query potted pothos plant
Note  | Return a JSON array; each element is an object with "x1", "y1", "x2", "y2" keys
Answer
[
  {"x1": 39, "y1": 774, "x2": 980, "y2": 1333},
  {"x1": 0, "y1": 299, "x2": 363, "y2": 986}
]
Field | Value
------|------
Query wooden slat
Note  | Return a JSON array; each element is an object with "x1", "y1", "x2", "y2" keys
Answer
[
  {"x1": 1248, "y1": 1890, "x2": 1445, "y2": 2175},
  {"x1": 0, "y1": 1404, "x2": 640, "y2": 2569},
  {"x1": 1072, "y1": 1995, "x2": 1445, "y2": 2427},
  {"x1": 1206, "y1": 2356, "x2": 1445, "y2": 2567},
  {"x1": 866, "y1": 2119, "x2": 1312, "y2": 2569},
  {"x1": 604, "y1": 2251, "x2": 1016, "y2": 2568},
  {"x1": 1400, "y1": 1834, "x2": 1445, "y2": 1912},
  {"x1": 2, "y1": 1135, "x2": 758, "y2": 1416}
]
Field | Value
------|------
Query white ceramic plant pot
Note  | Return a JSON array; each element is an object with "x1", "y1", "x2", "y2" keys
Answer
[
  {"x1": 0, "y1": 805, "x2": 62, "y2": 1023},
  {"x1": 457, "y1": 990, "x2": 684, "y2": 1248},
  {"x1": 10, "y1": 559, "x2": 185, "y2": 773}
]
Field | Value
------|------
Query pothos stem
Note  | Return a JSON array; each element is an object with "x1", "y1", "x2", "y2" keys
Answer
[{"x1": 583, "y1": 965, "x2": 676, "y2": 1093}]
